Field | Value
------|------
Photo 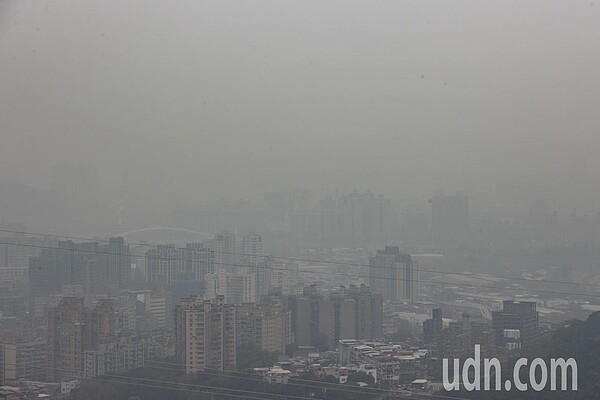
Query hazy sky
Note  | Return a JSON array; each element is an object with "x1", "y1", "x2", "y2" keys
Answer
[{"x1": 2, "y1": 0, "x2": 600, "y2": 210}]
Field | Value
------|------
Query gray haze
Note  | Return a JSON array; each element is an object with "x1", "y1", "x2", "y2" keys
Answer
[{"x1": 2, "y1": 0, "x2": 600, "y2": 230}]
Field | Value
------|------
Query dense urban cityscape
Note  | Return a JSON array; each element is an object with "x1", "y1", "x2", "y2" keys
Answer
[
  {"x1": 0, "y1": 185, "x2": 597, "y2": 398},
  {"x1": 3, "y1": 1, "x2": 600, "y2": 399}
]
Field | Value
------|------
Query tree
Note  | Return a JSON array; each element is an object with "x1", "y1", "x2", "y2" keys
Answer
[
  {"x1": 236, "y1": 343, "x2": 278, "y2": 370},
  {"x1": 347, "y1": 371, "x2": 375, "y2": 386}
]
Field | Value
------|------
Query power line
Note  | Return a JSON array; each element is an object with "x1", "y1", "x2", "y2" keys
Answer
[
  {"x1": 1, "y1": 239, "x2": 599, "y2": 299},
  {"x1": 143, "y1": 359, "x2": 472, "y2": 400},
  {"x1": 1, "y1": 362, "x2": 316, "y2": 400},
  {"x1": 0, "y1": 227, "x2": 598, "y2": 291},
  {"x1": 0, "y1": 355, "x2": 472, "y2": 400},
  {"x1": 145, "y1": 360, "x2": 396, "y2": 397},
  {"x1": 103, "y1": 372, "x2": 319, "y2": 400}
]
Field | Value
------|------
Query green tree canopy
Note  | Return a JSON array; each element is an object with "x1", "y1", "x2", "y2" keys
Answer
[
  {"x1": 347, "y1": 371, "x2": 375, "y2": 386},
  {"x1": 236, "y1": 343, "x2": 278, "y2": 370}
]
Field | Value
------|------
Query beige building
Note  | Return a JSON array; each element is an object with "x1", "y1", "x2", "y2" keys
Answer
[
  {"x1": 236, "y1": 303, "x2": 292, "y2": 356},
  {"x1": 47, "y1": 297, "x2": 88, "y2": 382},
  {"x1": 205, "y1": 269, "x2": 256, "y2": 304},
  {"x1": 47, "y1": 297, "x2": 140, "y2": 382},
  {"x1": 175, "y1": 295, "x2": 236, "y2": 373},
  {"x1": 0, "y1": 341, "x2": 47, "y2": 383}
]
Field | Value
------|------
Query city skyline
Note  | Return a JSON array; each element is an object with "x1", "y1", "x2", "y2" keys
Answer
[{"x1": 0, "y1": 0, "x2": 598, "y2": 398}]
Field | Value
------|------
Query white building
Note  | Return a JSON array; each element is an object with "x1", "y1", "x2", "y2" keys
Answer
[
  {"x1": 205, "y1": 269, "x2": 257, "y2": 304},
  {"x1": 242, "y1": 232, "x2": 263, "y2": 266}
]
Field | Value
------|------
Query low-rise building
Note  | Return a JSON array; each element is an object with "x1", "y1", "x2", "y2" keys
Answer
[
  {"x1": 253, "y1": 367, "x2": 293, "y2": 384},
  {"x1": 338, "y1": 339, "x2": 429, "y2": 384}
]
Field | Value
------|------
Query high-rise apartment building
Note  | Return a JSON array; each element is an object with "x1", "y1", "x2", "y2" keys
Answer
[
  {"x1": 266, "y1": 259, "x2": 299, "y2": 297},
  {"x1": 29, "y1": 238, "x2": 131, "y2": 312},
  {"x1": 47, "y1": 297, "x2": 139, "y2": 382},
  {"x1": 236, "y1": 303, "x2": 292, "y2": 356},
  {"x1": 369, "y1": 246, "x2": 418, "y2": 302},
  {"x1": 492, "y1": 300, "x2": 539, "y2": 351},
  {"x1": 344, "y1": 285, "x2": 384, "y2": 340},
  {"x1": 204, "y1": 231, "x2": 237, "y2": 272},
  {"x1": 205, "y1": 269, "x2": 256, "y2": 304},
  {"x1": 241, "y1": 232, "x2": 263, "y2": 266},
  {"x1": 289, "y1": 190, "x2": 398, "y2": 246},
  {"x1": 174, "y1": 295, "x2": 236, "y2": 373},
  {"x1": 423, "y1": 308, "x2": 443, "y2": 344},
  {"x1": 242, "y1": 232, "x2": 267, "y2": 297},
  {"x1": 98, "y1": 237, "x2": 131, "y2": 293},
  {"x1": 295, "y1": 286, "x2": 383, "y2": 350},
  {"x1": 145, "y1": 243, "x2": 215, "y2": 288},
  {"x1": 47, "y1": 297, "x2": 89, "y2": 382},
  {"x1": 0, "y1": 225, "x2": 57, "y2": 285}
]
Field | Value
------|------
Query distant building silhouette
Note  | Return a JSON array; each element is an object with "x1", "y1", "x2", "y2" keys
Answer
[
  {"x1": 204, "y1": 268, "x2": 257, "y2": 304},
  {"x1": 423, "y1": 308, "x2": 443, "y2": 344},
  {"x1": 369, "y1": 246, "x2": 418, "y2": 302},
  {"x1": 145, "y1": 243, "x2": 214, "y2": 288},
  {"x1": 204, "y1": 231, "x2": 237, "y2": 272},
  {"x1": 29, "y1": 238, "x2": 130, "y2": 315}
]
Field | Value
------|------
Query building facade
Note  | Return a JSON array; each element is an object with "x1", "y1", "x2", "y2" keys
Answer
[
  {"x1": 145, "y1": 243, "x2": 214, "y2": 288},
  {"x1": 29, "y1": 238, "x2": 131, "y2": 314},
  {"x1": 295, "y1": 286, "x2": 383, "y2": 350},
  {"x1": 205, "y1": 269, "x2": 257, "y2": 304},
  {"x1": 236, "y1": 303, "x2": 292, "y2": 355},
  {"x1": 174, "y1": 295, "x2": 236, "y2": 373},
  {"x1": 492, "y1": 300, "x2": 539, "y2": 352},
  {"x1": 47, "y1": 297, "x2": 143, "y2": 382},
  {"x1": 0, "y1": 341, "x2": 47, "y2": 383},
  {"x1": 369, "y1": 246, "x2": 418, "y2": 302}
]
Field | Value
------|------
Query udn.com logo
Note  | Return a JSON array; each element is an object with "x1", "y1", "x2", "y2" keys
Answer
[{"x1": 443, "y1": 345, "x2": 577, "y2": 392}]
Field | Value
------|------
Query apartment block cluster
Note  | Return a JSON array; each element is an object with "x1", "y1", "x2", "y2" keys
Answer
[
  {"x1": 172, "y1": 285, "x2": 386, "y2": 372},
  {"x1": 0, "y1": 223, "x2": 432, "y2": 397},
  {"x1": 0, "y1": 294, "x2": 170, "y2": 397},
  {"x1": 174, "y1": 295, "x2": 293, "y2": 374},
  {"x1": 422, "y1": 300, "x2": 541, "y2": 376},
  {"x1": 29, "y1": 237, "x2": 132, "y2": 317},
  {"x1": 295, "y1": 285, "x2": 383, "y2": 350},
  {"x1": 47, "y1": 297, "x2": 167, "y2": 382},
  {"x1": 144, "y1": 231, "x2": 299, "y2": 304},
  {"x1": 173, "y1": 189, "x2": 400, "y2": 247}
]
